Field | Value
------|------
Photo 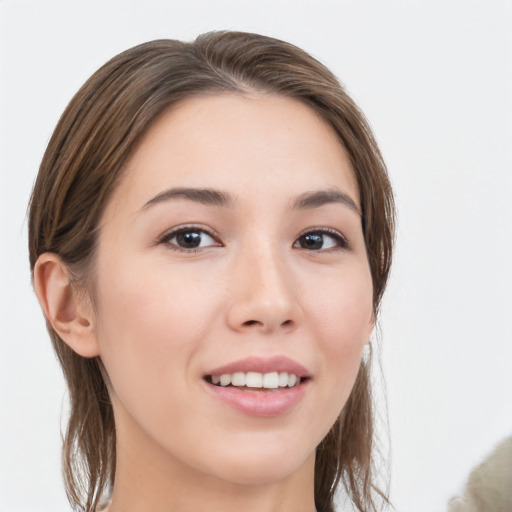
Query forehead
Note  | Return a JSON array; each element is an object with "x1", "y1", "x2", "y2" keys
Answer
[{"x1": 106, "y1": 93, "x2": 359, "y2": 217}]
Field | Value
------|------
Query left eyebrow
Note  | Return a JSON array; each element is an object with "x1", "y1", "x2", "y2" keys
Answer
[
  {"x1": 140, "y1": 187, "x2": 235, "y2": 211},
  {"x1": 292, "y1": 189, "x2": 361, "y2": 216}
]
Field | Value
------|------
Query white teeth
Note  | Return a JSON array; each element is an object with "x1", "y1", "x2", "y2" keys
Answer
[
  {"x1": 246, "y1": 372, "x2": 263, "y2": 388},
  {"x1": 211, "y1": 371, "x2": 301, "y2": 389},
  {"x1": 263, "y1": 372, "x2": 279, "y2": 389},
  {"x1": 219, "y1": 374, "x2": 231, "y2": 387},
  {"x1": 231, "y1": 372, "x2": 246, "y2": 386}
]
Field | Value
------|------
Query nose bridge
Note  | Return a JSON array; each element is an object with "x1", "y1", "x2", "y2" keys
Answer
[{"x1": 227, "y1": 235, "x2": 301, "y2": 333}]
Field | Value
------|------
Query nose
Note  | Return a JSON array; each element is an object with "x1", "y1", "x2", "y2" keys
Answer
[{"x1": 226, "y1": 244, "x2": 302, "y2": 335}]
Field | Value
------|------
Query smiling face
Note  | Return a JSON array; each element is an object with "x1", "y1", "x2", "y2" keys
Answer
[{"x1": 91, "y1": 93, "x2": 374, "y2": 496}]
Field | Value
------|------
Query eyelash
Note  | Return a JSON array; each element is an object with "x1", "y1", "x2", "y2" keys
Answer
[
  {"x1": 158, "y1": 225, "x2": 221, "y2": 253},
  {"x1": 157, "y1": 226, "x2": 350, "y2": 253},
  {"x1": 294, "y1": 227, "x2": 350, "y2": 252}
]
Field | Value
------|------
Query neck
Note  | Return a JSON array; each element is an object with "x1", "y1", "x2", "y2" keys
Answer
[
  {"x1": 107, "y1": 405, "x2": 317, "y2": 512},
  {"x1": 109, "y1": 470, "x2": 316, "y2": 512}
]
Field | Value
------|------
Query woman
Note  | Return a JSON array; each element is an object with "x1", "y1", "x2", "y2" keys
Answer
[{"x1": 28, "y1": 31, "x2": 395, "y2": 512}]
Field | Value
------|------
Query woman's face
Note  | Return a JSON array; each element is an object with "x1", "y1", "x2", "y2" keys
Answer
[{"x1": 92, "y1": 93, "x2": 374, "y2": 486}]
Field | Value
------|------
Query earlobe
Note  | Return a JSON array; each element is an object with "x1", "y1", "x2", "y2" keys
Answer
[{"x1": 33, "y1": 253, "x2": 100, "y2": 358}]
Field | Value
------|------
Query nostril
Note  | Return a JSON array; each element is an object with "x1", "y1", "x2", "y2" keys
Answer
[{"x1": 241, "y1": 319, "x2": 294, "y2": 329}]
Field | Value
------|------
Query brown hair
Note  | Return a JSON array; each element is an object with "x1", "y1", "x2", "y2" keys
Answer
[{"x1": 29, "y1": 31, "x2": 395, "y2": 512}]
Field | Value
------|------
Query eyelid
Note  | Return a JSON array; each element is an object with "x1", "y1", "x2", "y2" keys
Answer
[
  {"x1": 295, "y1": 227, "x2": 350, "y2": 250},
  {"x1": 156, "y1": 224, "x2": 222, "y2": 250}
]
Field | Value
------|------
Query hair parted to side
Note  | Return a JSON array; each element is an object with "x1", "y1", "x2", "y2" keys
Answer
[{"x1": 28, "y1": 31, "x2": 395, "y2": 512}]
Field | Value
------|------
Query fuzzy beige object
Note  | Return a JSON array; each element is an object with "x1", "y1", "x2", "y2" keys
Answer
[{"x1": 447, "y1": 436, "x2": 512, "y2": 512}]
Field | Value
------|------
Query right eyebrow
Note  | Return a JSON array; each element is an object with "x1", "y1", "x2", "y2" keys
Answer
[
  {"x1": 292, "y1": 188, "x2": 361, "y2": 216},
  {"x1": 140, "y1": 187, "x2": 235, "y2": 212}
]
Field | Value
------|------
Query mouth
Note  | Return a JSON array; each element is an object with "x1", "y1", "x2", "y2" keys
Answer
[
  {"x1": 205, "y1": 371, "x2": 305, "y2": 390},
  {"x1": 202, "y1": 356, "x2": 310, "y2": 417}
]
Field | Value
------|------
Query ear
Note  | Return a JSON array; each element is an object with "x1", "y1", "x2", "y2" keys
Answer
[{"x1": 33, "y1": 253, "x2": 100, "y2": 358}]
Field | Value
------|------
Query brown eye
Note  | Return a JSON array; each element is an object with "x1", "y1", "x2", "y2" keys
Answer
[
  {"x1": 297, "y1": 233, "x2": 324, "y2": 250},
  {"x1": 175, "y1": 231, "x2": 203, "y2": 248},
  {"x1": 294, "y1": 230, "x2": 348, "y2": 251},
  {"x1": 162, "y1": 228, "x2": 220, "y2": 251}
]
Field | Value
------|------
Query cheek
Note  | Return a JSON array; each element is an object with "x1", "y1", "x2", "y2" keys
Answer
[
  {"x1": 306, "y1": 264, "x2": 374, "y2": 399},
  {"x1": 92, "y1": 258, "x2": 222, "y2": 405},
  {"x1": 308, "y1": 264, "x2": 374, "y2": 347},
  {"x1": 96, "y1": 254, "x2": 219, "y2": 337}
]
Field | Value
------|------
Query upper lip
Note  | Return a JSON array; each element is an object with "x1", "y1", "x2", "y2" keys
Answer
[{"x1": 205, "y1": 356, "x2": 310, "y2": 378}]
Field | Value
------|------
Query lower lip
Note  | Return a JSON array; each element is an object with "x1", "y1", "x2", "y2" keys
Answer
[{"x1": 204, "y1": 381, "x2": 308, "y2": 418}]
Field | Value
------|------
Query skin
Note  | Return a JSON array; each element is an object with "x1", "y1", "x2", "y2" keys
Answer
[{"x1": 36, "y1": 93, "x2": 374, "y2": 512}]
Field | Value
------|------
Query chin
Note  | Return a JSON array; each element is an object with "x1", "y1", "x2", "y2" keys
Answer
[
  {"x1": 196, "y1": 432, "x2": 316, "y2": 486},
  {"x1": 209, "y1": 454, "x2": 312, "y2": 487}
]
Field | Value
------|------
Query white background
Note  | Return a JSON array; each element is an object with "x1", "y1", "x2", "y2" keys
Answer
[{"x1": 1, "y1": 1, "x2": 511, "y2": 511}]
